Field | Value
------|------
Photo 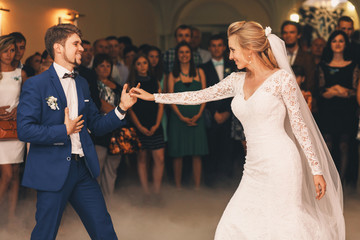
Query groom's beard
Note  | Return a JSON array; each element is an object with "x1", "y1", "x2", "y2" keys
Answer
[{"x1": 285, "y1": 42, "x2": 297, "y2": 48}]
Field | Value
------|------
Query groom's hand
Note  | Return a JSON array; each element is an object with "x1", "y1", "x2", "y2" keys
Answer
[
  {"x1": 64, "y1": 107, "x2": 84, "y2": 135},
  {"x1": 119, "y1": 83, "x2": 138, "y2": 111}
]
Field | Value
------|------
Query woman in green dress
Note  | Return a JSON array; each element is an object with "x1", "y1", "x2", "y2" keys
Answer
[{"x1": 168, "y1": 41, "x2": 208, "y2": 189}]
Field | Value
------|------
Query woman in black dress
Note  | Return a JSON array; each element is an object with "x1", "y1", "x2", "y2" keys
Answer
[
  {"x1": 127, "y1": 54, "x2": 165, "y2": 200},
  {"x1": 317, "y1": 30, "x2": 359, "y2": 184}
]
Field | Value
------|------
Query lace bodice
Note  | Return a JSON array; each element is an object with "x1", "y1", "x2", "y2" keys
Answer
[{"x1": 154, "y1": 70, "x2": 322, "y2": 175}]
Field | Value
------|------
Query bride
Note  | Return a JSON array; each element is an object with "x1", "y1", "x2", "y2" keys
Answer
[{"x1": 130, "y1": 21, "x2": 345, "y2": 239}]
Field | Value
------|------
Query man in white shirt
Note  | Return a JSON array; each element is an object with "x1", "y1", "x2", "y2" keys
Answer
[
  {"x1": 106, "y1": 36, "x2": 129, "y2": 86},
  {"x1": 191, "y1": 27, "x2": 211, "y2": 63},
  {"x1": 17, "y1": 23, "x2": 137, "y2": 240}
]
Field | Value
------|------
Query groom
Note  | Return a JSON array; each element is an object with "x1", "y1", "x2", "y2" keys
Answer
[{"x1": 17, "y1": 24, "x2": 136, "y2": 239}]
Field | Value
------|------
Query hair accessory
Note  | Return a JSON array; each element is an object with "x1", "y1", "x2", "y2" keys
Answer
[{"x1": 265, "y1": 26, "x2": 272, "y2": 37}]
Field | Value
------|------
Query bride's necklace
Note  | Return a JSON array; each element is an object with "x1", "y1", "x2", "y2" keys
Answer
[{"x1": 180, "y1": 71, "x2": 189, "y2": 77}]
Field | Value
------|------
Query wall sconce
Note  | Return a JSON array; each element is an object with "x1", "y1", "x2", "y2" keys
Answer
[
  {"x1": 58, "y1": 11, "x2": 84, "y2": 26},
  {"x1": 0, "y1": 7, "x2": 10, "y2": 35}
]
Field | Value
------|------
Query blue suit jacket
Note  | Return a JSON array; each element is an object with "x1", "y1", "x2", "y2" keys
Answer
[{"x1": 17, "y1": 64, "x2": 126, "y2": 191}]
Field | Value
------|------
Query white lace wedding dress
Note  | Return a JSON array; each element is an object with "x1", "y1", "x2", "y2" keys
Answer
[{"x1": 154, "y1": 69, "x2": 344, "y2": 239}]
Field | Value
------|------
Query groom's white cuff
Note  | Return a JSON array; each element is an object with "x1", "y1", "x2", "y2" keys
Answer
[{"x1": 114, "y1": 108, "x2": 125, "y2": 120}]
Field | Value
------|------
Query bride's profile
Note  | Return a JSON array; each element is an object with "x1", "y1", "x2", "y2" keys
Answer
[{"x1": 130, "y1": 21, "x2": 345, "y2": 239}]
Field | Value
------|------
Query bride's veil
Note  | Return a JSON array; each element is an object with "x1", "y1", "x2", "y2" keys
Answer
[{"x1": 267, "y1": 32, "x2": 345, "y2": 240}]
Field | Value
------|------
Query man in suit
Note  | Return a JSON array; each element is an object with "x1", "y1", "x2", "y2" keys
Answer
[
  {"x1": 281, "y1": 21, "x2": 316, "y2": 93},
  {"x1": 17, "y1": 24, "x2": 137, "y2": 240},
  {"x1": 201, "y1": 34, "x2": 236, "y2": 186},
  {"x1": 337, "y1": 16, "x2": 360, "y2": 65}
]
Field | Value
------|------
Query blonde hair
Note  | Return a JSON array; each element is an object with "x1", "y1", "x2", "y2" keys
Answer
[
  {"x1": 227, "y1": 21, "x2": 278, "y2": 69},
  {"x1": 0, "y1": 35, "x2": 16, "y2": 80}
]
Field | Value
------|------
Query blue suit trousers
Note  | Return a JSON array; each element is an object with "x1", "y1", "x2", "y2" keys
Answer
[{"x1": 31, "y1": 158, "x2": 118, "y2": 240}]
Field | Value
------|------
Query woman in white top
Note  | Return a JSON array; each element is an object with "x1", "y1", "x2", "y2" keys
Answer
[
  {"x1": 0, "y1": 35, "x2": 26, "y2": 225},
  {"x1": 130, "y1": 21, "x2": 345, "y2": 239}
]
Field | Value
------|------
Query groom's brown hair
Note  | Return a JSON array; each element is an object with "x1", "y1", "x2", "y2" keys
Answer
[{"x1": 45, "y1": 24, "x2": 82, "y2": 60}]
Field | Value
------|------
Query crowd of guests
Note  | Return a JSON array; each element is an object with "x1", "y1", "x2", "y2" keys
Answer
[{"x1": 0, "y1": 15, "x2": 359, "y2": 226}]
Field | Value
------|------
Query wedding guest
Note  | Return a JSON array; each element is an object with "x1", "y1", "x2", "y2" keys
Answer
[
  {"x1": 293, "y1": 65, "x2": 312, "y2": 111},
  {"x1": 81, "y1": 40, "x2": 93, "y2": 68},
  {"x1": 39, "y1": 50, "x2": 53, "y2": 73},
  {"x1": 337, "y1": 16, "x2": 360, "y2": 65},
  {"x1": 167, "y1": 41, "x2": 208, "y2": 189},
  {"x1": 24, "y1": 52, "x2": 42, "y2": 77},
  {"x1": 311, "y1": 37, "x2": 326, "y2": 65},
  {"x1": 17, "y1": 23, "x2": 137, "y2": 239},
  {"x1": 118, "y1": 36, "x2": 132, "y2": 61},
  {"x1": 201, "y1": 34, "x2": 236, "y2": 186},
  {"x1": 128, "y1": 54, "x2": 165, "y2": 201},
  {"x1": 0, "y1": 35, "x2": 26, "y2": 226},
  {"x1": 281, "y1": 21, "x2": 316, "y2": 93},
  {"x1": 124, "y1": 45, "x2": 138, "y2": 68},
  {"x1": 317, "y1": 30, "x2": 359, "y2": 186},
  {"x1": 93, "y1": 53, "x2": 122, "y2": 197},
  {"x1": 106, "y1": 36, "x2": 129, "y2": 86},
  {"x1": 163, "y1": 25, "x2": 202, "y2": 75},
  {"x1": 9, "y1": 32, "x2": 30, "y2": 80},
  {"x1": 191, "y1": 27, "x2": 211, "y2": 63},
  {"x1": 146, "y1": 46, "x2": 167, "y2": 141}
]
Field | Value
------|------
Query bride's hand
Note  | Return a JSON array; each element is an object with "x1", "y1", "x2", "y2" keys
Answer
[
  {"x1": 129, "y1": 84, "x2": 155, "y2": 101},
  {"x1": 313, "y1": 175, "x2": 326, "y2": 200}
]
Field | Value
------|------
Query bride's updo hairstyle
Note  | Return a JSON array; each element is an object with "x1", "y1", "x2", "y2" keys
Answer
[{"x1": 227, "y1": 21, "x2": 278, "y2": 69}]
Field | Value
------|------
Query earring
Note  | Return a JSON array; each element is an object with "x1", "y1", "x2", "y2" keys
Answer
[{"x1": 248, "y1": 55, "x2": 252, "y2": 64}]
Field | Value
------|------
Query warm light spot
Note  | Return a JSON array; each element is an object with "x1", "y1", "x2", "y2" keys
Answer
[
  {"x1": 290, "y1": 13, "x2": 300, "y2": 22},
  {"x1": 347, "y1": 2, "x2": 355, "y2": 11}
]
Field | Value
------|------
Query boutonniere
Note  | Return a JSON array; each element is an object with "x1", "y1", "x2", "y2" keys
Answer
[
  {"x1": 46, "y1": 96, "x2": 59, "y2": 110},
  {"x1": 13, "y1": 75, "x2": 21, "y2": 81}
]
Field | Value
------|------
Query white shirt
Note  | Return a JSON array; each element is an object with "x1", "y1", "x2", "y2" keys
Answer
[
  {"x1": 53, "y1": 62, "x2": 126, "y2": 156},
  {"x1": 287, "y1": 46, "x2": 299, "y2": 66},
  {"x1": 212, "y1": 58, "x2": 224, "y2": 81}
]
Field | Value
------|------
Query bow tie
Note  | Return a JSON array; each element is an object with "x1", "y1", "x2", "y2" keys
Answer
[
  {"x1": 62, "y1": 72, "x2": 78, "y2": 79},
  {"x1": 213, "y1": 59, "x2": 224, "y2": 67}
]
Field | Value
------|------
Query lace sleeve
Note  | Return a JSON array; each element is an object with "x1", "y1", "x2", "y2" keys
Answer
[
  {"x1": 154, "y1": 72, "x2": 241, "y2": 105},
  {"x1": 280, "y1": 71, "x2": 323, "y2": 175}
]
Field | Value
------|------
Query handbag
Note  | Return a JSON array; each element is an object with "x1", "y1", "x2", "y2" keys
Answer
[
  {"x1": 0, "y1": 120, "x2": 17, "y2": 140},
  {"x1": 109, "y1": 127, "x2": 141, "y2": 155}
]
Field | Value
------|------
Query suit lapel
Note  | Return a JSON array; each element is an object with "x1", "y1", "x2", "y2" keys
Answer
[
  {"x1": 49, "y1": 64, "x2": 67, "y2": 110},
  {"x1": 208, "y1": 61, "x2": 220, "y2": 84},
  {"x1": 75, "y1": 75, "x2": 85, "y2": 116}
]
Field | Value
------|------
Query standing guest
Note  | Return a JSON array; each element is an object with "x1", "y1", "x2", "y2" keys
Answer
[
  {"x1": 124, "y1": 45, "x2": 139, "y2": 69},
  {"x1": 40, "y1": 50, "x2": 53, "y2": 73},
  {"x1": 9, "y1": 32, "x2": 30, "y2": 80},
  {"x1": 93, "y1": 53, "x2": 122, "y2": 197},
  {"x1": 311, "y1": 37, "x2": 326, "y2": 65},
  {"x1": 128, "y1": 54, "x2": 165, "y2": 200},
  {"x1": 146, "y1": 46, "x2": 168, "y2": 141},
  {"x1": 81, "y1": 40, "x2": 93, "y2": 69},
  {"x1": 281, "y1": 21, "x2": 316, "y2": 93},
  {"x1": 337, "y1": 16, "x2": 360, "y2": 65},
  {"x1": 317, "y1": 30, "x2": 359, "y2": 187},
  {"x1": 191, "y1": 27, "x2": 211, "y2": 63},
  {"x1": 87, "y1": 38, "x2": 110, "y2": 68},
  {"x1": 163, "y1": 25, "x2": 202, "y2": 75},
  {"x1": 201, "y1": 34, "x2": 236, "y2": 186},
  {"x1": 77, "y1": 41, "x2": 101, "y2": 110},
  {"x1": 167, "y1": 41, "x2": 208, "y2": 189},
  {"x1": 24, "y1": 52, "x2": 42, "y2": 77},
  {"x1": 118, "y1": 36, "x2": 132, "y2": 62},
  {"x1": 17, "y1": 24, "x2": 137, "y2": 239},
  {"x1": 106, "y1": 36, "x2": 129, "y2": 86},
  {"x1": 0, "y1": 35, "x2": 26, "y2": 226}
]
